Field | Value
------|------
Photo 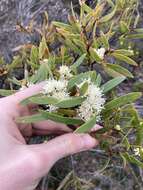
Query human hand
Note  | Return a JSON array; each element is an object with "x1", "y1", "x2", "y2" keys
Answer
[{"x1": 0, "y1": 83, "x2": 101, "y2": 190}]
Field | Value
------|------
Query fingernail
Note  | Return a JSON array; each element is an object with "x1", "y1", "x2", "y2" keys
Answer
[
  {"x1": 91, "y1": 124, "x2": 103, "y2": 132},
  {"x1": 80, "y1": 134, "x2": 98, "y2": 148}
]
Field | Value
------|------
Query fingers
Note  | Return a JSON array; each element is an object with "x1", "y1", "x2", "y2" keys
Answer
[
  {"x1": 30, "y1": 133, "x2": 98, "y2": 171},
  {"x1": 32, "y1": 120, "x2": 72, "y2": 135},
  {"x1": 27, "y1": 125, "x2": 101, "y2": 178},
  {"x1": 32, "y1": 128, "x2": 70, "y2": 136},
  {"x1": 9, "y1": 82, "x2": 45, "y2": 104},
  {"x1": 75, "y1": 124, "x2": 103, "y2": 132}
]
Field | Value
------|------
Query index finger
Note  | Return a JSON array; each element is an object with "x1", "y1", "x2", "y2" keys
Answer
[{"x1": 9, "y1": 82, "x2": 45, "y2": 104}]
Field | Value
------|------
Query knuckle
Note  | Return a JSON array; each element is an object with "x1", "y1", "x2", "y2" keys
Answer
[{"x1": 66, "y1": 134, "x2": 83, "y2": 153}]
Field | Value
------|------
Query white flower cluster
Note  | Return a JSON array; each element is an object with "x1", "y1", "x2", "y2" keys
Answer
[
  {"x1": 59, "y1": 65, "x2": 73, "y2": 79},
  {"x1": 43, "y1": 78, "x2": 69, "y2": 112},
  {"x1": 134, "y1": 147, "x2": 143, "y2": 157},
  {"x1": 42, "y1": 66, "x2": 105, "y2": 119},
  {"x1": 43, "y1": 79, "x2": 69, "y2": 99},
  {"x1": 78, "y1": 83, "x2": 105, "y2": 121},
  {"x1": 94, "y1": 47, "x2": 106, "y2": 60}
]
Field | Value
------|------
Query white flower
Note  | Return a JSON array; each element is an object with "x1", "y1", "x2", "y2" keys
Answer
[
  {"x1": 42, "y1": 78, "x2": 69, "y2": 100},
  {"x1": 59, "y1": 65, "x2": 73, "y2": 79},
  {"x1": 46, "y1": 105, "x2": 58, "y2": 113},
  {"x1": 41, "y1": 59, "x2": 48, "y2": 64},
  {"x1": 94, "y1": 47, "x2": 106, "y2": 60},
  {"x1": 78, "y1": 83, "x2": 105, "y2": 121},
  {"x1": 134, "y1": 147, "x2": 143, "y2": 157},
  {"x1": 134, "y1": 148, "x2": 140, "y2": 156},
  {"x1": 43, "y1": 78, "x2": 69, "y2": 113},
  {"x1": 115, "y1": 125, "x2": 121, "y2": 131}
]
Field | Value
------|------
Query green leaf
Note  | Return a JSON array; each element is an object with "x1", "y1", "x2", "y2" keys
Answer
[
  {"x1": 120, "y1": 21, "x2": 129, "y2": 33},
  {"x1": 30, "y1": 63, "x2": 49, "y2": 83},
  {"x1": 68, "y1": 71, "x2": 94, "y2": 90},
  {"x1": 17, "y1": 114, "x2": 46, "y2": 124},
  {"x1": 106, "y1": 63, "x2": 134, "y2": 78},
  {"x1": 121, "y1": 153, "x2": 143, "y2": 168},
  {"x1": 104, "y1": 92, "x2": 142, "y2": 111},
  {"x1": 70, "y1": 54, "x2": 86, "y2": 72},
  {"x1": 55, "y1": 97, "x2": 86, "y2": 108},
  {"x1": 122, "y1": 136, "x2": 131, "y2": 150},
  {"x1": 90, "y1": 71, "x2": 97, "y2": 83},
  {"x1": 100, "y1": 6, "x2": 116, "y2": 23},
  {"x1": 75, "y1": 116, "x2": 96, "y2": 133},
  {"x1": 127, "y1": 33, "x2": 143, "y2": 39},
  {"x1": 120, "y1": 153, "x2": 127, "y2": 168},
  {"x1": 106, "y1": 0, "x2": 115, "y2": 8},
  {"x1": 20, "y1": 94, "x2": 42, "y2": 106},
  {"x1": 7, "y1": 55, "x2": 22, "y2": 71},
  {"x1": 0, "y1": 89, "x2": 16, "y2": 96},
  {"x1": 101, "y1": 76, "x2": 126, "y2": 93},
  {"x1": 73, "y1": 39, "x2": 87, "y2": 52},
  {"x1": 30, "y1": 46, "x2": 39, "y2": 67},
  {"x1": 39, "y1": 37, "x2": 49, "y2": 59},
  {"x1": 134, "y1": 28, "x2": 143, "y2": 33},
  {"x1": 114, "y1": 49, "x2": 134, "y2": 56},
  {"x1": 40, "y1": 110, "x2": 83, "y2": 125},
  {"x1": 29, "y1": 96, "x2": 59, "y2": 105},
  {"x1": 53, "y1": 21, "x2": 72, "y2": 31},
  {"x1": 80, "y1": 82, "x2": 89, "y2": 96},
  {"x1": 136, "y1": 122, "x2": 143, "y2": 146},
  {"x1": 100, "y1": 31, "x2": 109, "y2": 49},
  {"x1": 82, "y1": 3, "x2": 93, "y2": 13},
  {"x1": 68, "y1": 14, "x2": 81, "y2": 33},
  {"x1": 104, "y1": 67, "x2": 124, "y2": 78},
  {"x1": 111, "y1": 53, "x2": 138, "y2": 66},
  {"x1": 95, "y1": 74, "x2": 102, "y2": 86},
  {"x1": 0, "y1": 57, "x2": 5, "y2": 65},
  {"x1": 89, "y1": 47, "x2": 102, "y2": 62},
  {"x1": 8, "y1": 77, "x2": 21, "y2": 86},
  {"x1": 65, "y1": 39, "x2": 82, "y2": 55}
]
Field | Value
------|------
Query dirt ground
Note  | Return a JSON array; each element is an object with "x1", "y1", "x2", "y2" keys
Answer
[{"x1": 0, "y1": 0, "x2": 143, "y2": 190}]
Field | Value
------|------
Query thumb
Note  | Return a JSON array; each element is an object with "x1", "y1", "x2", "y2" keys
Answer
[
  {"x1": 29, "y1": 133, "x2": 98, "y2": 176},
  {"x1": 9, "y1": 82, "x2": 45, "y2": 103}
]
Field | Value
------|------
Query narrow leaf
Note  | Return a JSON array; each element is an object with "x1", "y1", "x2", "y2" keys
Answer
[
  {"x1": 114, "y1": 49, "x2": 134, "y2": 56},
  {"x1": 70, "y1": 54, "x2": 86, "y2": 72},
  {"x1": 95, "y1": 74, "x2": 102, "y2": 86},
  {"x1": 55, "y1": 97, "x2": 86, "y2": 108},
  {"x1": 127, "y1": 33, "x2": 143, "y2": 39},
  {"x1": 100, "y1": 6, "x2": 116, "y2": 23},
  {"x1": 111, "y1": 53, "x2": 138, "y2": 66},
  {"x1": 104, "y1": 92, "x2": 142, "y2": 111},
  {"x1": 106, "y1": 63, "x2": 134, "y2": 78},
  {"x1": 29, "y1": 96, "x2": 59, "y2": 105},
  {"x1": 53, "y1": 22, "x2": 72, "y2": 31},
  {"x1": 101, "y1": 76, "x2": 126, "y2": 93},
  {"x1": 40, "y1": 110, "x2": 83, "y2": 125},
  {"x1": 75, "y1": 116, "x2": 96, "y2": 133},
  {"x1": 89, "y1": 47, "x2": 102, "y2": 62},
  {"x1": 122, "y1": 152, "x2": 143, "y2": 168},
  {"x1": 17, "y1": 114, "x2": 46, "y2": 124},
  {"x1": 68, "y1": 71, "x2": 94, "y2": 90},
  {"x1": 30, "y1": 63, "x2": 49, "y2": 83}
]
